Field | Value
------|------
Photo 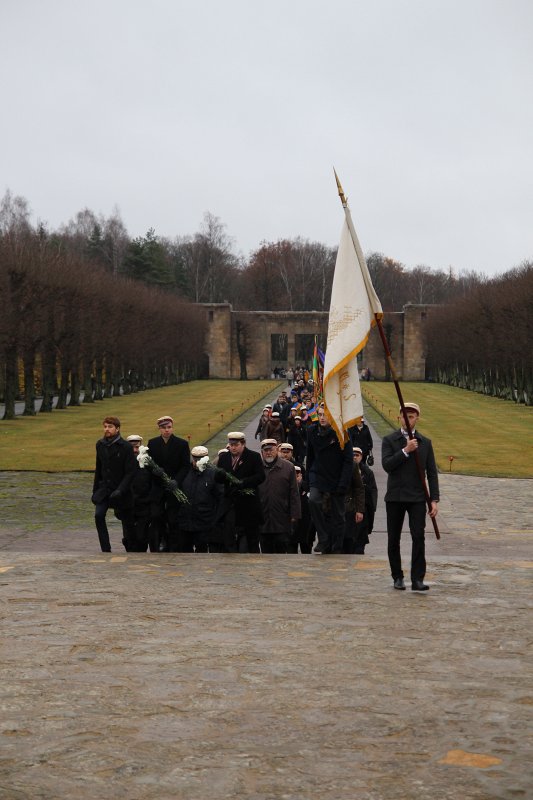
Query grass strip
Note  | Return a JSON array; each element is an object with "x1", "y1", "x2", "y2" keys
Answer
[
  {"x1": 0, "y1": 380, "x2": 284, "y2": 472},
  {"x1": 362, "y1": 382, "x2": 533, "y2": 478}
]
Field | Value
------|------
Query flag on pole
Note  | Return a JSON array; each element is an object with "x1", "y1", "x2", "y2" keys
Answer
[
  {"x1": 323, "y1": 184, "x2": 383, "y2": 444},
  {"x1": 312, "y1": 336, "x2": 325, "y2": 404}
]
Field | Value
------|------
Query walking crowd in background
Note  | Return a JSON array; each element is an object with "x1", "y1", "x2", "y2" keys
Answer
[{"x1": 92, "y1": 368, "x2": 439, "y2": 591}]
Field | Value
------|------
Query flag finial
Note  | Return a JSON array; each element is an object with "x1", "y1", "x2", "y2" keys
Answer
[{"x1": 333, "y1": 168, "x2": 347, "y2": 206}]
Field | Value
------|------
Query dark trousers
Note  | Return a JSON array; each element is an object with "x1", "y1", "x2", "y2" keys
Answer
[
  {"x1": 95, "y1": 501, "x2": 135, "y2": 553},
  {"x1": 308, "y1": 487, "x2": 346, "y2": 553},
  {"x1": 386, "y1": 501, "x2": 427, "y2": 582},
  {"x1": 151, "y1": 498, "x2": 181, "y2": 552},
  {"x1": 236, "y1": 526, "x2": 260, "y2": 553},
  {"x1": 128, "y1": 513, "x2": 150, "y2": 552},
  {"x1": 180, "y1": 529, "x2": 212, "y2": 553},
  {"x1": 260, "y1": 531, "x2": 289, "y2": 553}
]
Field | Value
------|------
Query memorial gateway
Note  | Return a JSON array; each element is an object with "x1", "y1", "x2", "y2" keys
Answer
[{"x1": 201, "y1": 302, "x2": 432, "y2": 381}]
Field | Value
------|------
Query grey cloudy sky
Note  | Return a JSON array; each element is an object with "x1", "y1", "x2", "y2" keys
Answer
[{"x1": 2, "y1": 0, "x2": 532, "y2": 276}]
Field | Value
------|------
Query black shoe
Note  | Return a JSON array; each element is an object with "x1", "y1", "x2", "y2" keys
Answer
[
  {"x1": 313, "y1": 545, "x2": 331, "y2": 554},
  {"x1": 412, "y1": 581, "x2": 429, "y2": 591},
  {"x1": 393, "y1": 578, "x2": 406, "y2": 590}
]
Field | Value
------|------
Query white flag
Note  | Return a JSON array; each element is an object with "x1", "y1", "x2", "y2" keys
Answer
[{"x1": 323, "y1": 213, "x2": 383, "y2": 443}]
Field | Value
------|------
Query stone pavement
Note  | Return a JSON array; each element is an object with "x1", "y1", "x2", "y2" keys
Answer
[{"x1": 0, "y1": 403, "x2": 532, "y2": 799}]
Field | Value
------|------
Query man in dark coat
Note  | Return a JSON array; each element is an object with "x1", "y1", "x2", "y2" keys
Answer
[
  {"x1": 92, "y1": 416, "x2": 137, "y2": 552},
  {"x1": 258, "y1": 439, "x2": 301, "y2": 553},
  {"x1": 288, "y1": 466, "x2": 315, "y2": 554},
  {"x1": 345, "y1": 447, "x2": 377, "y2": 554},
  {"x1": 263, "y1": 411, "x2": 285, "y2": 444},
  {"x1": 217, "y1": 431, "x2": 265, "y2": 553},
  {"x1": 148, "y1": 415, "x2": 191, "y2": 552},
  {"x1": 122, "y1": 433, "x2": 153, "y2": 552},
  {"x1": 382, "y1": 402, "x2": 439, "y2": 592},
  {"x1": 307, "y1": 407, "x2": 354, "y2": 554},
  {"x1": 178, "y1": 445, "x2": 225, "y2": 552},
  {"x1": 287, "y1": 415, "x2": 307, "y2": 466},
  {"x1": 348, "y1": 418, "x2": 374, "y2": 463}
]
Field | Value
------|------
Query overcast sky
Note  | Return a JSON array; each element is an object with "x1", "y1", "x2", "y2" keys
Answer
[{"x1": 1, "y1": 0, "x2": 531, "y2": 276}]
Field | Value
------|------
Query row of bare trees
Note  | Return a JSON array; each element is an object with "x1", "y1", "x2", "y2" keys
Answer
[
  {"x1": 45, "y1": 196, "x2": 494, "y2": 313},
  {"x1": 0, "y1": 192, "x2": 206, "y2": 418},
  {"x1": 425, "y1": 264, "x2": 533, "y2": 404}
]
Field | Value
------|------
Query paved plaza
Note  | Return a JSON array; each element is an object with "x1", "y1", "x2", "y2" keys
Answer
[{"x1": 0, "y1": 410, "x2": 532, "y2": 799}]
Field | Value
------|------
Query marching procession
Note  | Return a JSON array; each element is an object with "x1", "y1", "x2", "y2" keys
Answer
[{"x1": 92, "y1": 369, "x2": 439, "y2": 592}]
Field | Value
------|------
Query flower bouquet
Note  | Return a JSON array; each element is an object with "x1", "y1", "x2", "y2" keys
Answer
[
  {"x1": 196, "y1": 456, "x2": 255, "y2": 495},
  {"x1": 137, "y1": 445, "x2": 189, "y2": 504}
]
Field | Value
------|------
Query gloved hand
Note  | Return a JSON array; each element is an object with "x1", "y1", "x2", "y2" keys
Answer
[
  {"x1": 167, "y1": 479, "x2": 178, "y2": 492},
  {"x1": 109, "y1": 489, "x2": 121, "y2": 504}
]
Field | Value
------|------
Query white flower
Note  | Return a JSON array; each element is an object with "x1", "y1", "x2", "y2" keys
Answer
[
  {"x1": 196, "y1": 455, "x2": 210, "y2": 472},
  {"x1": 137, "y1": 445, "x2": 151, "y2": 468}
]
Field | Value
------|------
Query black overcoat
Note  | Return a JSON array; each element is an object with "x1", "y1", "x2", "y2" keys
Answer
[
  {"x1": 382, "y1": 429, "x2": 439, "y2": 503},
  {"x1": 147, "y1": 433, "x2": 191, "y2": 502},
  {"x1": 217, "y1": 447, "x2": 265, "y2": 526},
  {"x1": 92, "y1": 436, "x2": 137, "y2": 509}
]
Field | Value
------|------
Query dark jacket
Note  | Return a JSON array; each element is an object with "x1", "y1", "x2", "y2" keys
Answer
[
  {"x1": 306, "y1": 424, "x2": 354, "y2": 493},
  {"x1": 345, "y1": 463, "x2": 365, "y2": 514},
  {"x1": 92, "y1": 435, "x2": 137, "y2": 508},
  {"x1": 131, "y1": 464, "x2": 153, "y2": 515},
  {"x1": 217, "y1": 447, "x2": 265, "y2": 526},
  {"x1": 259, "y1": 457, "x2": 301, "y2": 534},
  {"x1": 178, "y1": 466, "x2": 224, "y2": 531},
  {"x1": 255, "y1": 413, "x2": 270, "y2": 440},
  {"x1": 382, "y1": 429, "x2": 439, "y2": 503},
  {"x1": 287, "y1": 423, "x2": 307, "y2": 465},
  {"x1": 348, "y1": 423, "x2": 374, "y2": 460},
  {"x1": 147, "y1": 433, "x2": 191, "y2": 502},
  {"x1": 359, "y1": 462, "x2": 378, "y2": 512},
  {"x1": 263, "y1": 418, "x2": 285, "y2": 444}
]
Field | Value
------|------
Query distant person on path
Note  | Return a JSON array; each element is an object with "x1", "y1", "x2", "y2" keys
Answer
[
  {"x1": 92, "y1": 416, "x2": 137, "y2": 553},
  {"x1": 255, "y1": 407, "x2": 271, "y2": 440},
  {"x1": 148, "y1": 415, "x2": 190, "y2": 552},
  {"x1": 348, "y1": 417, "x2": 373, "y2": 463},
  {"x1": 382, "y1": 402, "x2": 439, "y2": 592},
  {"x1": 263, "y1": 411, "x2": 285, "y2": 444}
]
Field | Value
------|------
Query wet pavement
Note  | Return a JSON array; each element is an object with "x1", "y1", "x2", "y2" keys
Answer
[{"x1": 0, "y1": 403, "x2": 532, "y2": 799}]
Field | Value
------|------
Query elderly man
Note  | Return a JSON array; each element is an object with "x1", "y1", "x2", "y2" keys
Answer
[
  {"x1": 258, "y1": 439, "x2": 301, "y2": 553},
  {"x1": 92, "y1": 416, "x2": 137, "y2": 552},
  {"x1": 382, "y1": 402, "x2": 439, "y2": 591},
  {"x1": 148, "y1": 415, "x2": 190, "y2": 552},
  {"x1": 217, "y1": 431, "x2": 265, "y2": 553},
  {"x1": 307, "y1": 407, "x2": 354, "y2": 554}
]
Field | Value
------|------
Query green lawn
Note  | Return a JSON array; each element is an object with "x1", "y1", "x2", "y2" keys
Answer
[
  {"x1": 362, "y1": 382, "x2": 533, "y2": 478},
  {"x1": 0, "y1": 380, "x2": 283, "y2": 472}
]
